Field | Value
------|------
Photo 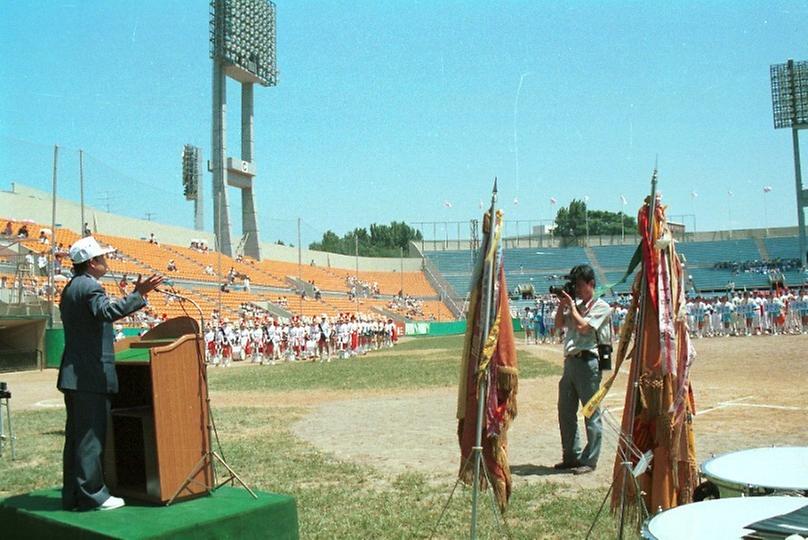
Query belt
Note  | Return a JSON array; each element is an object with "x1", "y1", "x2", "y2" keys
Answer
[{"x1": 567, "y1": 350, "x2": 597, "y2": 360}]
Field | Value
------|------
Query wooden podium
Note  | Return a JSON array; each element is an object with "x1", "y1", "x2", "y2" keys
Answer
[{"x1": 106, "y1": 317, "x2": 212, "y2": 504}]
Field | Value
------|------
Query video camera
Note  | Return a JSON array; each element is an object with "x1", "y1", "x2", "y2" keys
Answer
[{"x1": 549, "y1": 275, "x2": 576, "y2": 298}]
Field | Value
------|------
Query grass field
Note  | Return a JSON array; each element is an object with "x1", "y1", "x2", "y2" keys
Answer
[
  {"x1": 0, "y1": 335, "x2": 619, "y2": 538},
  {"x1": 5, "y1": 332, "x2": 805, "y2": 538}
]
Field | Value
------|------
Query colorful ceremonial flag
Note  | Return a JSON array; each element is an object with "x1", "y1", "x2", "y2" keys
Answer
[
  {"x1": 456, "y1": 210, "x2": 518, "y2": 512},
  {"x1": 589, "y1": 194, "x2": 698, "y2": 524}
]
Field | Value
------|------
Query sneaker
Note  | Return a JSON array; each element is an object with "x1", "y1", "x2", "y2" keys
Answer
[
  {"x1": 553, "y1": 460, "x2": 581, "y2": 470},
  {"x1": 572, "y1": 465, "x2": 596, "y2": 475},
  {"x1": 98, "y1": 496, "x2": 125, "y2": 511}
]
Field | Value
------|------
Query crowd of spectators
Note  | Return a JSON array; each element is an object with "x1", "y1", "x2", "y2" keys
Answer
[
  {"x1": 346, "y1": 274, "x2": 379, "y2": 300},
  {"x1": 713, "y1": 258, "x2": 802, "y2": 274},
  {"x1": 189, "y1": 240, "x2": 209, "y2": 252},
  {"x1": 387, "y1": 292, "x2": 424, "y2": 318}
]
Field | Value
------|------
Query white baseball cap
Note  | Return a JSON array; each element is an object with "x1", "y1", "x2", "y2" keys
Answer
[{"x1": 69, "y1": 236, "x2": 115, "y2": 264}]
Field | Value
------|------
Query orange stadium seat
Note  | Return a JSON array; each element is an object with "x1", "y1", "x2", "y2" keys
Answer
[{"x1": 2, "y1": 218, "x2": 455, "y2": 322}]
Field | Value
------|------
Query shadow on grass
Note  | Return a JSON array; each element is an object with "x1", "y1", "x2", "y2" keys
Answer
[{"x1": 510, "y1": 463, "x2": 570, "y2": 477}]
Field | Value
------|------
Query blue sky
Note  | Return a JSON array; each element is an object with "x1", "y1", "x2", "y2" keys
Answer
[{"x1": 1, "y1": 1, "x2": 807, "y2": 246}]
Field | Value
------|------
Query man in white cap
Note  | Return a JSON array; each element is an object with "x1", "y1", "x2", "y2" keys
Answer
[{"x1": 58, "y1": 236, "x2": 162, "y2": 511}]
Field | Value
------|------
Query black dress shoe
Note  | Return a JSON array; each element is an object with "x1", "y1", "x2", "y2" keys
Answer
[
  {"x1": 553, "y1": 460, "x2": 581, "y2": 470},
  {"x1": 572, "y1": 465, "x2": 596, "y2": 475}
]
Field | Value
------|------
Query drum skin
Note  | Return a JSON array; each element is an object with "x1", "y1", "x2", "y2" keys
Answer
[
  {"x1": 700, "y1": 447, "x2": 808, "y2": 498},
  {"x1": 642, "y1": 497, "x2": 807, "y2": 540}
]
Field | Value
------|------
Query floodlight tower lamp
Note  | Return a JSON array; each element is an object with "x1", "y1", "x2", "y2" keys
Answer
[
  {"x1": 210, "y1": 0, "x2": 278, "y2": 260},
  {"x1": 770, "y1": 59, "x2": 808, "y2": 267}
]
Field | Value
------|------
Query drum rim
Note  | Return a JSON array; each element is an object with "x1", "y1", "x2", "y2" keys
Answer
[
  {"x1": 643, "y1": 496, "x2": 807, "y2": 538},
  {"x1": 700, "y1": 446, "x2": 808, "y2": 492}
]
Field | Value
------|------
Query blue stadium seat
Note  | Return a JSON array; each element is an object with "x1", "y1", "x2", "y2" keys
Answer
[
  {"x1": 426, "y1": 237, "x2": 799, "y2": 298},
  {"x1": 676, "y1": 239, "x2": 761, "y2": 266},
  {"x1": 764, "y1": 236, "x2": 801, "y2": 260}
]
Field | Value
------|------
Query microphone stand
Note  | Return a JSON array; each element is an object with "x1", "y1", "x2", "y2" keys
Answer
[{"x1": 155, "y1": 286, "x2": 257, "y2": 504}]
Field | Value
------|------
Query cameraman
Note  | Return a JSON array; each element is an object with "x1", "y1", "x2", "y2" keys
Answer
[{"x1": 553, "y1": 264, "x2": 611, "y2": 475}]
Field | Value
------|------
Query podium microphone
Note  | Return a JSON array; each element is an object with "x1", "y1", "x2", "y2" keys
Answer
[{"x1": 155, "y1": 285, "x2": 205, "y2": 331}]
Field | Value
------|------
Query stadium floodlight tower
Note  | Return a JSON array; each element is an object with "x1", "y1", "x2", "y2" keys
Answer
[
  {"x1": 182, "y1": 144, "x2": 204, "y2": 231},
  {"x1": 210, "y1": 0, "x2": 278, "y2": 259},
  {"x1": 770, "y1": 58, "x2": 808, "y2": 267}
]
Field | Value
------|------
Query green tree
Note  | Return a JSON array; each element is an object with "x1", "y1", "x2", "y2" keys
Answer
[
  {"x1": 554, "y1": 199, "x2": 637, "y2": 243},
  {"x1": 309, "y1": 221, "x2": 423, "y2": 257}
]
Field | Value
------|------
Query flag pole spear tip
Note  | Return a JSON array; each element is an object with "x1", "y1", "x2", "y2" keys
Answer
[{"x1": 493, "y1": 177, "x2": 498, "y2": 194}]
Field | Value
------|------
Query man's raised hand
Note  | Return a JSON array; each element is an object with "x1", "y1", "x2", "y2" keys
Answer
[{"x1": 134, "y1": 274, "x2": 164, "y2": 297}]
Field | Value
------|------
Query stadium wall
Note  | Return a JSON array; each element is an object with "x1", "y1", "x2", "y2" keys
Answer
[
  {"x1": 259, "y1": 243, "x2": 424, "y2": 272},
  {"x1": 2, "y1": 183, "x2": 216, "y2": 247},
  {"x1": 416, "y1": 226, "x2": 800, "y2": 252},
  {"x1": 1, "y1": 183, "x2": 424, "y2": 272}
]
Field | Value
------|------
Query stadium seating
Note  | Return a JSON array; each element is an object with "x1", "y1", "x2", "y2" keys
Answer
[
  {"x1": 428, "y1": 246, "x2": 591, "y2": 297},
  {"x1": 6, "y1": 214, "x2": 804, "y2": 320},
  {"x1": 590, "y1": 244, "x2": 639, "y2": 270},
  {"x1": 2, "y1": 218, "x2": 450, "y2": 322},
  {"x1": 676, "y1": 239, "x2": 760, "y2": 265},
  {"x1": 426, "y1": 236, "x2": 804, "y2": 296},
  {"x1": 764, "y1": 236, "x2": 802, "y2": 260}
]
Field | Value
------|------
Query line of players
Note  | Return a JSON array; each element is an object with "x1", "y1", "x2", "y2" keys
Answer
[
  {"x1": 685, "y1": 289, "x2": 808, "y2": 337},
  {"x1": 203, "y1": 314, "x2": 399, "y2": 366},
  {"x1": 518, "y1": 297, "x2": 561, "y2": 345},
  {"x1": 517, "y1": 288, "x2": 808, "y2": 344}
]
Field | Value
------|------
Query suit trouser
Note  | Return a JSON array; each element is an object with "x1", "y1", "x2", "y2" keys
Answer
[
  {"x1": 62, "y1": 390, "x2": 111, "y2": 510},
  {"x1": 558, "y1": 353, "x2": 602, "y2": 467}
]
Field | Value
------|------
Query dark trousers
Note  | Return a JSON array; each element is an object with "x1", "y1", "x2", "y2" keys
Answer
[
  {"x1": 62, "y1": 391, "x2": 111, "y2": 510},
  {"x1": 558, "y1": 353, "x2": 602, "y2": 468}
]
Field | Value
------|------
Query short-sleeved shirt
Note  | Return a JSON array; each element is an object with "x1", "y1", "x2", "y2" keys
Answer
[{"x1": 563, "y1": 297, "x2": 611, "y2": 357}]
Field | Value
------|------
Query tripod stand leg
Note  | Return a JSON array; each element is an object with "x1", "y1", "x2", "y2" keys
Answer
[
  {"x1": 211, "y1": 452, "x2": 257, "y2": 498},
  {"x1": 166, "y1": 451, "x2": 258, "y2": 506},
  {"x1": 0, "y1": 399, "x2": 14, "y2": 460},
  {"x1": 7, "y1": 399, "x2": 15, "y2": 460},
  {"x1": 478, "y1": 451, "x2": 510, "y2": 538},
  {"x1": 427, "y1": 468, "x2": 467, "y2": 540},
  {"x1": 585, "y1": 479, "x2": 614, "y2": 540},
  {"x1": 167, "y1": 453, "x2": 214, "y2": 505}
]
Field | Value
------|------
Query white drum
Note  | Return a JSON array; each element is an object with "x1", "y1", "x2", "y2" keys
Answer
[
  {"x1": 642, "y1": 496, "x2": 808, "y2": 540},
  {"x1": 700, "y1": 447, "x2": 808, "y2": 498}
]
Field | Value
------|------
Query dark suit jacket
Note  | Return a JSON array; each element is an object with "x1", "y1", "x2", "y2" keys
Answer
[{"x1": 57, "y1": 273, "x2": 146, "y2": 394}]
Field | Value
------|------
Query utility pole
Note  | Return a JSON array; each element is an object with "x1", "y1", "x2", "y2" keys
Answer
[
  {"x1": 98, "y1": 191, "x2": 115, "y2": 213},
  {"x1": 49, "y1": 145, "x2": 59, "y2": 329},
  {"x1": 79, "y1": 149, "x2": 85, "y2": 236},
  {"x1": 297, "y1": 217, "x2": 302, "y2": 315}
]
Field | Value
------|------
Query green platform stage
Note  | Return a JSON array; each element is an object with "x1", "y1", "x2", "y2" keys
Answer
[{"x1": 0, "y1": 487, "x2": 299, "y2": 539}]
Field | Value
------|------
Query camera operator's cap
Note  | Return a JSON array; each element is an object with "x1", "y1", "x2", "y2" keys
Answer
[{"x1": 69, "y1": 236, "x2": 115, "y2": 264}]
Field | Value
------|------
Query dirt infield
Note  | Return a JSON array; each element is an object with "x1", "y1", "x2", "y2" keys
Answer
[
  {"x1": 6, "y1": 334, "x2": 807, "y2": 493},
  {"x1": 292, "y1": 334, "x2": 808, "y2": 489}
]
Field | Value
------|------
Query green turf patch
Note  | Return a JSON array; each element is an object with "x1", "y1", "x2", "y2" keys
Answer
[
  {"x1": 3, "y1": 339, "x2": 616, "y2": 538},
  {"x1": 208, "y1": 334, "x2": 561, "y2": 393},
  {"x1": 1, "y1": 404, "x2": 616, "y2": 539}
]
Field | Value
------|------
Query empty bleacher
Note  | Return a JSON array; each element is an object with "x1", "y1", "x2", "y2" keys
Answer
[
  {"x1": 676, "y1": 239, "x2": 760, "y2": 266},
  {"x1": 425, "y1": 236, "x2": 806, "y2": 296},
  {"x1": 429, "y1": 246, "x2": 592, "y2": 297},
  {"x1": 3, "y1": 217, "x2": 450, "y2": 322},
  {"x1": 764, "y1": 236, "x2": 802, "y2": 260}
]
